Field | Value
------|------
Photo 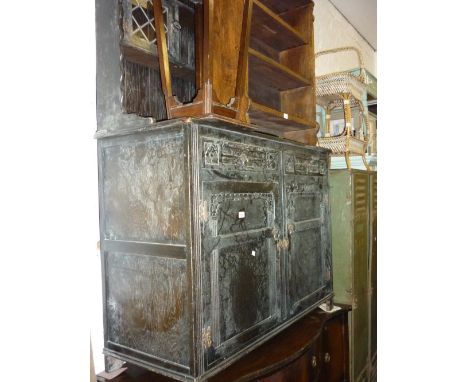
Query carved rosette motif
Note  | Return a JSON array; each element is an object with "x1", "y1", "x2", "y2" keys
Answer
[
  {"x1": 204, "y1": 141, "x2": 220, "y2": 166},
  {"x1": 203, "y1": 139, "x2": 279, "y2": 171}
]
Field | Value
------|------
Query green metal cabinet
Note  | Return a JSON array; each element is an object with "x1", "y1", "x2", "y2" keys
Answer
[
  {"x1": 369, "y1": 172, "x2": 377, "y2": 381},
  {"x1": 329, "y1": 169, "x2": 377, "y2": 382}
]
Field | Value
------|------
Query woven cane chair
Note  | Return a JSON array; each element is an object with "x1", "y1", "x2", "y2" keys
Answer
[{"x1": 315, "y1": 47, "x2": 370, "y2": 170}]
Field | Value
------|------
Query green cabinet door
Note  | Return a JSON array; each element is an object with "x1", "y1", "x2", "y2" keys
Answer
[
  {"x1": 329, "y1": 170, "x2": 375, "y2": 382},
  {"x1": 369, "y1": 173, "x2": 377, "y2": 381}
]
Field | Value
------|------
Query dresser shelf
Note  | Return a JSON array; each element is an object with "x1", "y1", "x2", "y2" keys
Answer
[
  {"x1": 147, "y1": 0, "x2": 318, "y2": 145},
  {"x1": 249, "y1": 101, "x2": 313, "y2": 132},
  {"x1": 249, "y1": 48, "x2": 310, "y2": 90},
  {"x1": 251, "y1": 0, "x2": 306, "y2": 51}
]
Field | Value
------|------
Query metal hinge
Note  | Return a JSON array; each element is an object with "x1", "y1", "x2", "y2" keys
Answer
[
  {"x1": 202, "y1": 326, "x2": 212, "y2": 349},
  {"x1": 199, "y1": 200, "x2": 209, "y2": 223},
  {"x1": 276, "y1": 238, "x2": 289, "y2": 251}
]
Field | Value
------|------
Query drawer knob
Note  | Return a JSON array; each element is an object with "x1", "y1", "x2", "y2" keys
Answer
[
  {"x1": 324, "y1": 352, "x2": 331, "y2": 363},
  {"x1": 311, "y1": 355, "x2": 317, "y2": 368}
]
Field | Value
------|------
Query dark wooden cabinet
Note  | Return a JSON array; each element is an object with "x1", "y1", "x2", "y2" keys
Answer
[
  {"x1": 96, "y1": 2, "x2": 337, "y2": 381},
  {"x1": 100, "y1": 306, "x2": 350, "y2": 382},
  {"x1": 98, "y1": 118, "x2": 332, "y2": 381}
]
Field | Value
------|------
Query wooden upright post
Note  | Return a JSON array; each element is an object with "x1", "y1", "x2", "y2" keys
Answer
[
  {"x1": 153, "y1": 0, "x2": 174, "y2": 116},
  {"x1": 234, "y1": 0, "x2": 253, "y2": 123}
]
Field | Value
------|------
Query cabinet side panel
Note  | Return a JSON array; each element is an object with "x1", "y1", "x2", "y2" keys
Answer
[
  {"x1": 329, "y1": 170, "x2": 353, "y2": 304},
  {"x1": 99, "y1": 128, "x2": 192, "y2": 373},
  {"x1": 106, "y1": 252, "x2": 190, "y2": 367},
  {"x1": 102, "y1": 133, "x2": 186, "y2": 243}
]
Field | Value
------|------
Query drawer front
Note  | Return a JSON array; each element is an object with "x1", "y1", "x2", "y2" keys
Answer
[
  {"x1": 202, "y1": 137, "x2": 279, "y2": 173},
  {"x1": 210, "y1": 191, "x2": 272, "y2": 236},
  {"x1": 256, "y1": 342, "x2": 322, "y2": 382}
]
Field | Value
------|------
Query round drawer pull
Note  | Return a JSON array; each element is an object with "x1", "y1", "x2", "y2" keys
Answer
[
  {"x1": 311, "y1": 355, "x2": 317, "y2": 368},
  {"x1": 324, "y1": 352, "x2": 331, "y2": 363}
]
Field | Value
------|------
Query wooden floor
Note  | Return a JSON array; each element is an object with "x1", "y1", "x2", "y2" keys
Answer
[{"x1": 97, "y1": 365, "x2": 174, "y2": 382}]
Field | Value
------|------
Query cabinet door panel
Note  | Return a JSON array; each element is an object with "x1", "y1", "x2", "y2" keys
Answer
[
  {"x1": 283, "y1": 150, "x2": 331, "y2": 317},
  {"x1": 288, "y1": 221, "x2": 324, "y2": 313},
  {"x1": 370, "y1": 173, "x2": 377, "y2": 362},
  {"x1": 201, "y1": 181, "x2": 281, "y2": 367}
]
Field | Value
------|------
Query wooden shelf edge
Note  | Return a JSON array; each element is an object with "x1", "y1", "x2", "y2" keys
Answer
[
  {"x1": 248, "y1": 48, "x2": 310, "y2": 86},
  {"x1": 252, "y1": 0, "x2": 307, "y2": 44},
  {"x1": 249, "y1": 101, "x2": 315, "y2": 128},
  {"x1": 121, "y1": 42, "x2": 195, "y2": 80},
  {"x1": 259, "y1": 0, "x2": 313, "y2": 14}
]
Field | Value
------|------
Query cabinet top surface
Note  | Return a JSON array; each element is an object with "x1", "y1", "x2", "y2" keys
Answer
[{"x1": 95, "y1": 116, "x2": 330, "y2": 153}]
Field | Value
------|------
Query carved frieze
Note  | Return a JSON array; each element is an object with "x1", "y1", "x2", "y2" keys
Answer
[
  {"x1": 284, "y1": 154, "x2": 327, "y2": 175},
  {"x1": 203, "y1": 139, "x2": 279, "y2": 171}
]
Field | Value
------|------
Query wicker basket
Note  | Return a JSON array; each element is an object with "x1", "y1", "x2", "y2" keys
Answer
[{"x1": 315, "y1": 46, "x2": 369, "y2": 105}]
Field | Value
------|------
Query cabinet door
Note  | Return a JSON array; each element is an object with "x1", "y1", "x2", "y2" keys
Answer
[
  {"x1": 369, "y1": 172, "x2": 377, "y2": 376},
  {"x1": 351, "y1": 172, "x2": 370, "y2": 382},
  {"x1": 197, "y1": 119, "x2": 285, "y2": 370},
  {"x1": 283, "y1": 150, "x2": 332, "y2": 317},
  {"x1": 201, "y1": 181, "x2": 281, "y2": 365}
]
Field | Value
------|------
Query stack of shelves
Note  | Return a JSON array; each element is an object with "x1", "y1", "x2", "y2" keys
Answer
[
  {"x1": 248, "y1": 0, "x2": 316, "y2": 137},
  {"x1": 144, "y1": 0, "x2": 319, "y2": 145}
]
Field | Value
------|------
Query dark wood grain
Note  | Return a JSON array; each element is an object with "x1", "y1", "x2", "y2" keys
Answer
[
  {"x1": 259, "y1": 0, "x2": 312, "y2": 14},
  {"x1": 153, "y1": 0, "x2": 174, "y2": 113},
  {"x1": 99, "y1": 306, "x2": 350, "y2": 382},
  {"x1": 251, "y1": 0, "x2": 306, "y2": 51},
  {"x1": 249, "y1": 49, "x2": 310, "y2": 90}
]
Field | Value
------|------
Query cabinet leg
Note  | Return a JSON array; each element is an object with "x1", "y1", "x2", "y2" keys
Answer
[{"x1": 104, "y1": 355, "x2": 125, "y2": 373}]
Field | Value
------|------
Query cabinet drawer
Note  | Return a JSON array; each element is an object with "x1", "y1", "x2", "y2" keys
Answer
[
  {"x1": 210, "y1": 191, "x2": 274, "y2": 236},
  {"x1": 256, "y1": 343, "x2": 322, "y2": 382},
  {"x1": 284, "y1": 152, "x2": 327, "y2": 176}
]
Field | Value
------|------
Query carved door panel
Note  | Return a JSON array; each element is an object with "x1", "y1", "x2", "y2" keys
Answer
[
  {"x1": 283, "y1": 150, "x2": 330, "y2": 317},
  {"x1": 201, "y1": 182, "x2": 281, "y2": 367},
  {"x1": 199, "y1": 134, "x2": 282, "y2": 369}
]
